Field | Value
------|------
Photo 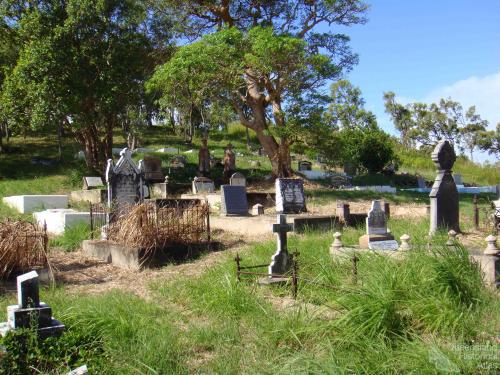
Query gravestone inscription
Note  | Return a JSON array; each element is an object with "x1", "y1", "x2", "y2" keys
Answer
[
  {"x1": 275, "y1": 178, "x2": 306, "y2": 214},
  {"x1": 429, "y1": 140, "x2": 460, "y2": 234},
  {"x1": 221, "y1": 185, "x2": 248, "y2": 216}
]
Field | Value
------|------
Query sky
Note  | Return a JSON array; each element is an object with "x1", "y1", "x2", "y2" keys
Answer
[{"x1": 335, "y1": 0, "x2": 500, "y2": 162}]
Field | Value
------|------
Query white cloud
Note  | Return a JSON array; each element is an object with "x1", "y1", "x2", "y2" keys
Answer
[{"x1": 421, "y1": 71, "x2": 500, "y2": 130}]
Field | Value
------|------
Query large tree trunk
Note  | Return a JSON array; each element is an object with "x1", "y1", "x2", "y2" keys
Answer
[{"x1": 74, "y1": 123, "x2": 111, "y2": 174}]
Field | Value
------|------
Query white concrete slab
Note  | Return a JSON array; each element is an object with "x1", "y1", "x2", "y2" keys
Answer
[
  {"x1": 2, "y1": 195, "x2": 68, "y2": 214},
  {"x1": 343, "y1": 186, "x2": 397, "y2": 194},
  {"x1": 33, "y1": 208, "x2": 104, "y2": 235}
]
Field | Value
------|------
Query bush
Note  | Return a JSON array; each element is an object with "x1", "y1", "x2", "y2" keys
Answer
[{"x1": 358, "y1": 130, "x2": 395, "y2": 173}]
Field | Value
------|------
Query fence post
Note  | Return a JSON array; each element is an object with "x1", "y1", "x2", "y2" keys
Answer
[
  {"x1": 206, "y1": 203, "x2": 211, "y2": 243},
  {"x1": 43, "y1": 221, "x2": 48, "y2": 253},
  {"x1": 292, "y1": 251, "x2": 299, "y2": 299},
  {"x1": 473, "y1": 194, "x2": 479, "y2": 230},
  {"x1": 234, "y1": 253, "x2": 241, "y2": 281},
  {"x1": 352, "y1": 252, "x2": 359, "y2": 284},
  {"x1": 89, "y1": 202, "x2": 94, "y2": 240}
]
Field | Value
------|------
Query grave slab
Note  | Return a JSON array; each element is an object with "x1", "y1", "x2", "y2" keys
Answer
[
  {"x1": 3, "y1": 195, "x2": 68, "y2": 214},
  {"x1": 34, "y1": 209, "x2": 105, "y2": 235}
]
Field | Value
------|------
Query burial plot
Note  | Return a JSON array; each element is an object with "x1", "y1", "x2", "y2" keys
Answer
[
  {"x1": 142, "y1": 156, "x2": 164, "y2": 183},
  {"x1": 220, "y1": 185, "x2": 248, "y2": 216},
  {"x1": 275, "y1": 178, "x2": 306, "y2": 214},
  {"x1": 34, "y1": 208, "x2": 104, "y2": 235},
  {"x1": 429, "y1": 140, "x2": 460, "y2": 234},
  {"x1": 359, "y1": 200, "x2": 398, "y2": 250},
  {"x1": 105, "y1": 148, "x2": 144, "y2": 217},
  {"x1": 83, "y1": 176, "x2": 104, "y2": 190},
  {"x1": 192, "y1": 176, "x2": 215, "y2": 194},
  {"x1": 230, "y1": 172, "x2": 246, "y2": 187},
  {"x1": 0, "y1": 271, "x2": 65, "y2": 339},
  {"x1": 2, "y1": 195, "x2": 68, "y2": 214}
]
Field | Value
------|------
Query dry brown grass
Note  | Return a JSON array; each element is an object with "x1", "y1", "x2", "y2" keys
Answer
[
  {"x1": 108, "y1": 202, "x2": 209, "y2": 252},
  {"x1": 0, "y1": 219, "x2": 49, "y2": 279}
]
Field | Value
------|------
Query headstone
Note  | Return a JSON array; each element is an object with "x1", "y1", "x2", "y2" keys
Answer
[
  {"x1": 142, "y1": 156, "x2": 164, "y2": 183},
  {"x1": 220, "y1": 185, "x2": 248, "y2": 216},
  {"x1": 230, "y1": 172, "x2": 246, "y2": 187},
  {"x1": 297, "y1": 161, "x2": 312, "y2": 171},
  {"x1": 198, "y1": 139, "x2": 210, "y2": 177},
  {"x1": 105, "y1": 148, "x2": 144, "y2": 216},
  {"x1": 275, "y1": 178, "x2": 306, "y2": 214},
  {"x1": 170, "y1": 155, "x2": 186, "y2": 169},
  {"x1": 192, "y1": 176, "x2": 215, "y2": 194},
  {"x1": 453, "y1": 173, "x2": 464, "y2": 186},
  {"x1": 336, "y1": 202, "x2": 350, "y2": 222},
  {"x1": 268, "y1": 215, "x2": 294, "y2": 276},
  {"x1": 223, "y1": 143, "x2": 236, "y2": 178},
  {"x1": 359, "y1": 200, "x2": 397, "y2": 250},
  {"x1": 429, "y1": 140, "x2": 460, "y2": 234},
  {"x1": 0, "y1": 271, "x2": 65, "y2": 339},
  {"x1": 83, "y1": 176, "x2": 104, "y2": 190},
  {"x1": 417, "y1": 176, "x2": 426, "y2": 189},
  {"x1": 66, "y1": 365, "x2": 89, "y2": 375},
  {"x1": 331, "y1": 174, "x2": 350, "y2": 188},
  {"x1": 252, "y1": 203, "x2": 264, "y2": 216}
]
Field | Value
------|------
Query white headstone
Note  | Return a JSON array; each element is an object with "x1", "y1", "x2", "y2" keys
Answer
[
  {"x1": 192, "y1": 177, "x2": 215, "y2": 194},
  {"x1": 366, "y1": 200, "x2": 388, "y2": 235},
  {"x1": 230, "y1": 172, "x2": 246, "y2": 187}
]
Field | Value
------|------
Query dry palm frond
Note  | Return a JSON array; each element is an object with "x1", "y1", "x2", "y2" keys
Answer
[{"x1": 0, "y1": 219, "x2": 49, "y2": 279}]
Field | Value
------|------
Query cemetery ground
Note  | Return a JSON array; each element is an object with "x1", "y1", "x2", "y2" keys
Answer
[{"x1": 0, "y1": 129, "x2": 499, "y2": 373}]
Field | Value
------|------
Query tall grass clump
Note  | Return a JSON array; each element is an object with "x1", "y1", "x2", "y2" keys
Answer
[{"x1": 49, "y1": 222, "x2": 90, "y2": 251}]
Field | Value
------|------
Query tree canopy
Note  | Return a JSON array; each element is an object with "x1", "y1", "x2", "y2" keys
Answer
[{"x1": 149, "y1": 0, "x2": 368, "y2": 176}]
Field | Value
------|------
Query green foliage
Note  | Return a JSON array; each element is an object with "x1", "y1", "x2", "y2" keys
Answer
[{"x1": 49, "y1": 222, "x2": 90, "y2": 252}]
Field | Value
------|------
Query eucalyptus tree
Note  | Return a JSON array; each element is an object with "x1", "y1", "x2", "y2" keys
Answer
[
  {"x1": 148, "y1": 0, "x2": 368, "y2": 177},
  {"x1": 0, "y1": 0, "x2": 173, "y2": 170}
]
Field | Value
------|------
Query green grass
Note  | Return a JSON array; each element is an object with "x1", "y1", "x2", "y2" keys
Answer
[
  {"x1": 2, "y1": 218, "x2": 497, "y2": 373},
  {"x1": 49, "y1": 222, "x2": 91, "y2": 251}
]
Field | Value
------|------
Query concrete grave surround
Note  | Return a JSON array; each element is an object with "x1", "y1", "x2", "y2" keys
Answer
[
  {"x1": 3, "y1": 195, "x2": 68, "y2": 214},
  {"x1": 275, "y1": 178, "x2": 306, "y2": 214},
  {"x1": 230, "y1": 172, "x2": 246, "y2": 187},
  {"x1": 83, "y1": 176, "x2": 104, "y2": 190},
  {"x1": 192, "y1": 177, "x2": 215, "y2": 194},
  {"x1": 34, "y1": 208, "x2": 105, "y2": 235},
  {"x1": 429, "y1": 140, "x2": 460, "y2": 234},
  {"x1": 220, "y1": 185, "x2": 248, "y2": 216},
  {"x1": 106, "y1": 148, "x2": 144, "y2": 215},
  {"x1": 157, "y1": 147, "x2": 178, "y2": 153},
  {"x1": 268, "y1": 214, "x2": 294, "y2": 276},
  {"x1": 0, "y1": 271, "x2": 64, "y2": 339}
]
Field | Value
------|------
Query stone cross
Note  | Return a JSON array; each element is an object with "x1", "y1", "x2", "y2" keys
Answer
[
  {"x1": 17, "y1": 271, "x2": 40, "y2": 308},
  {"x1": 269, "y1": 214, "x2": 294, "y2": 276},
  {"x1": 223, "y1": 143, "x2": 236, "y2": 178},
  {"x1": 429, "y1": 140, "x2": 460, "y2": 234}
]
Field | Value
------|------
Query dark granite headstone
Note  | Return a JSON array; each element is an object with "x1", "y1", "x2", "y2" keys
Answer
[
  {"x1": 429, "y1": 140, "x2": 459, "y2": 234},
  {"x1": 105, "y1": 148, "x2": 144, "y2": 218},
  {"x1": 17, "y1": 271, "x2": 40, "y2": 308},
  {"x1": 269, "y1": 214, "x2": 294, "y2": 276},
  {"x1": 275, "y1": 178, "x2": 306, "y2": 214},
  {"x1": 220, "y1": 185, "x2": 248, "y2": 216},
  {"x1": 142, "y1": 156, "x2": 164, "y2": 183}
]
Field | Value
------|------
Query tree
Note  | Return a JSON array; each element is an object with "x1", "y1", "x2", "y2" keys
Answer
[
  {"x1": 149, "y1": 1, "x2": 368, "y2": 177},
  {"x1": 326, "y1": 79, "x2": 377, "y2": 130},
  {"x1": 0, "y1": 0, "x2": 173, "y2": 171},
  {"x1": 478, "y1": 123, "x2": 500, "y2": 160},
  {"x1": 384, "y1": 93, "x2": 489, "y2": 157}
]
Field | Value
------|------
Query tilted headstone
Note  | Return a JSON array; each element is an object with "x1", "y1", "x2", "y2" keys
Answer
[
  {"x1": 83, "y1": 176, "x2": 104, "y2": 190},
  {"x1": 105, "y1": 148, "x2": 144, "y2": 217},
  {"x1": 417, "y1": 176, "x2": 426, "y2": 189},
  {"x1": 453, "y1": 173, "x2": 464, "y2": 186},
  {"x1": 0, "y1": 271, "x2": 65, "y2": 339},
  {"x1": 268, "y1": 214, "x2": 294, "y2": 276},
  {"x1": 192, "y1": 176, "x2": 215, "y2": 194},
  {"x1": 275, "y1": 178, "x2": 306, "y2": 214},
  {"x1": 297, "y1": 161, "x2": 312, "y2": 171},
  {"x1": 220, "y1": 185, "x2": 248, "y2": 216},
  {"x1": 142, "y1": 156, "x2": 164, "y2": 183},
  {"x1": 429, "y1": 140, "x2": 460, "y2": 234},
  {"x1": 359, "y1": 200, "x2": 397, "y2": 250}
]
